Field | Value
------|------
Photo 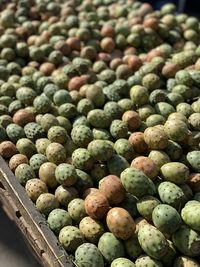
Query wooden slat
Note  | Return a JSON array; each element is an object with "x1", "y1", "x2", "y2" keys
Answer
[{"x1": 0, "y1": 156, "x2": 75, "y2": 267}]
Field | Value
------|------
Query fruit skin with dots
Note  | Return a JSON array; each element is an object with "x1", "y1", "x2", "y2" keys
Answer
[
  {"x1": 16, "y1": 138, "x2": 36, "y2": 158},
  {"x1": 9, "y1": 154, "x2": 28, "y2": 171},
  {"x1": 6, "y1": 123, "x2": 25, "y2": 143},
  {"x1": 138, "y1": 224, "x2": 169, "y2": 260},
  {"x1": 84, "y1": 192, "x2": 109, "y2": 220},
  {"x1": 47, "y1": 209, "x2": 72, "y2": 235},
  {"x1": 47, "y1": 126, "x2": 68, "y2": 144},
  {"x1": 158, "y1": 181, "x2": 186, "y2": 209},
  {"x1": 161, "y1": 239, "x2": 177, "y2": 267},
  {"x1": 106, "y1": 207, "x2": 135, "y2": 240},
  {"x1": 99, "y1": 175, "x2": 126, "y2": 205},
  {"x1": 148, "y1": 150, "x2": 171, "y2": 168},
  {"x1": 79, "y1": 216, "x2": 105, "y2": 244},
  {"x1": 120, "y1": 167, "x2": 150, "y2": 198},
  {"x1": 59, "y1": 226, "x2": 84, "y2": 253},
  {"x1": 186, "y1": 151, "x2": 200, "y2": 172},
  {"x1": 135, "y1": 255, "x2": 163, "y2": 267},
  {"x1": 55, "y1": 163, "x2": 77, "y2": 186},
  {"x1": 67, "y1": 198, "x2": 86, "y2": 223},
  {"x1": 110, "y1": 119, "x2": 129, "y2": 139},
  {"x1": 39, "y1": 162, "x2": 58, "y2": 189},
  {"x1": 107, "y1": 154, "x2": 129, "y2": 177},
  {"x1": 164, "y1": 119, "x2": 188, "y2": 142},
  {"x1": 128, "y1": 132, "x2": 148, "y2": 154},
  {"x1": 13, "y1": 109, "x2": 35, "y2": 126},
  {"x1": 55, "y1": 185, "x2": 78, "y2": 207},
  {"x1": 24, "y1": 122, "x2": 45, "y2": 142},
  {"x1": 98, "y1": 232, "x2": 125, "y2": 263},
  {"x1": 75, "y1": 169, "x2": 93, "y2": 194},
  {"x1": 173, "y1": 256, "x2": 200, "y2": 267},
  {"x1": 114, "y1": 138, "x2": 135, "y2": 162},
  {"x1": 72, "y1": 148, "x2": 93, "y2": 171},
  {"x1": 0, "y1": 141, "x2": 17, "y2": 158},
  {"x1": 172, "y1": 225, "x2": 200, "y2": 257},
  {"x1": 25, "y1": 178, "x2": 48, "y2": 202},
  {"x1": 46, "y1": 142, "x2": 66, "y2": 165},
  {"x1": 35, "y1": 138, "x2": 51, "y2": 155},
  {"x1": 71, "y1": 125, "x2": 93, "y2": 148},
  {"x1": 160, "y1": 162, "x2": 189, "y2": 185},
  {"x1": 75, "y1": 243, "x2": 104, "y2": 267},
  {"x1": 122, "y1": 110, "x2": 141, "y2": 131},
  {"x1": 124, "y1": 234, "x2": 143, "y2": 260},
  {"x1": 181, "y1": 201, "x2": 200, "y2": 231},
  {"x1": 131, "y1": 156, "x2": 159, "y2": 180},
  {"x1": 137, "y1": 196, "x2": 161, "y2": 221},
  {"x1": 144, "y1": 126, "x2": 168, "y2": 150},
  {"x1": 130, "y1": 85, "x2": 149, "y2": 107},
  {"x1": 152, "y1": 204, "x2": 182, "y2": 235},
  {"x1": 111, "y1": 258, "x2": 135, "y2": 267},
  {"x1": 87, "y1": 109, "x2": 111, "y2": 128},
  {"x1": 87, "y1": 139, "x2": 114, "y2": 161},
  {"x1": 36, "y1": 193, "x2": 59, "y2": 216},
  {"x1": 15, "y1": 163, "x2": 36, "y2": 185},
  {"x1": 29, "y1": 153, "x2": 48, "y2": 174}
]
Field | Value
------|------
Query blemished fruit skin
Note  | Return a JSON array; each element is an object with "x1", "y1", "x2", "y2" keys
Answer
[
  {"x1": 106, "y1": 207, "x2": 136, "y2": 240},
  {"x1": 186, "y1": 151, "x2": 200, "y2": 172},
  {"x1": 173, "y1": 256, "x2": 200, "y2": 267},
  {"x1": 135, "y1": 255, "x2": 163, "y2": 267},
  {"x1": 138, "y1": 224, "x2": 169, "y2": 260},
  {"x1": 75, "y1": 243, "x2": 104, "y2": 267},
  {"x1": 98, "y1": 232, "x2": 125, "y2": 263},
  {"x1": 172, "y1": 225, "x2": 200, "y2": 257},
  {"x1": 15, "y1": 163, "x2": 36, "y2": 185}
]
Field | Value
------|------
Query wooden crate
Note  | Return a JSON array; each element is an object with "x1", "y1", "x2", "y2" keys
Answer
[{"x1": 0, "y1": 156, "x2": 75, "y2": 267}]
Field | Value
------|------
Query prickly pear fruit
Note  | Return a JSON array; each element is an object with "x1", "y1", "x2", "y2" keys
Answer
[
  {"x1": 172, "y1": 225, "x2": 200, "y2": 257},
  {"x1": 9, "y1": 154, "x2": 28, "y2": 171},
  {"x1": 125, "y1": 234, "x2": 143, "y2": 260},
  {"x1": 120, "y1": 167, "x2": 150, "y2": 198},
  {"x1": 36, "y1": 193, "x2": 59, "y2": 216},
  {"x1": 84, "y1": 192, "x2": 109, "y2": 219},
  {"x1": 79, "y1": 216, "x2": 105, "y2": 244},
  {"x1": 67, "y1": 198, "x2": 87, "y2": 223},
  {"x1": 98, "y1": 232, "x2": 125, "y2": 263},
  {"x1": 181, "y1": 201, "x2": 200, "y2": 231},
  {"x1": 137, "y1": 196, "x2": 161, "y2": 221},
  {"x1": 75, "y1": 243, "x2": 104, "y2": 267},
  {"x1": 135, "y1": 255, "x2": 163, "y2": 267},
  {"x1": 187, "y1": 173, "x2": 200, "y2": 193},
  {"x1": 144, "y1": 126, "x2": 168, "y2": 150},
  {"x1": 25, "y1": 178, "x2": 48, "y2": 202},
  {"x1": 160, "y1": 162, "x2": 189, "y2": 185},
  {"x1": 47, "y1": 208, "x2": 72, "y2": 235},
  {"x1": 186, "y1": 151, "x2": 200, "y2": 172},
  {"x1": 99, "y1": 175, "x2": 125, "y2": 205},
  {"x1": 87, "y1": 139, "x2": 114, "y2": 161},
  {"x1": 55, "y1": 163, "x2": 77, "y2": 186},
  {"x1": 59, "y1": 226, "x2": 84, "y2": 252},
  {"x1": 138, "y1": 224, "x2": 169, "y2": 260},
  {"x1": 131, "y1": 156, "x2": 159, "y2": 180},
  {"x1": 152, "y1": 204, "x2": 182, "y2": 235},
  {"x1": 111, "y1": 258, "x2": 135, "y2": 267},
  {"x1": 55, "y1": 186, "x2": 78, "y2": 207},
  {"x1": 15, "y1": 163, "x2": 36, "y2": 185},
  {"x1": 158, "y1": 181, "x2": 187, "y2": 209},
  {"x1": 173, "y1": 256, "x2": 200, "y2": 267},
  {"x1": 106, "y1": 207, "x2": 135, "y2": 240}
]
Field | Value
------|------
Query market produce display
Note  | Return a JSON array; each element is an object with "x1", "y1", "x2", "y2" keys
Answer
[{"x1": 0, "y1": 0, "x2": 200, "y2": 266}]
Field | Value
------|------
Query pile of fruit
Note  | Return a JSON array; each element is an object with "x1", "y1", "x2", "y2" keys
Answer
[{"x1": 0, "y1": 0, "x2": 200, "y2": 266}]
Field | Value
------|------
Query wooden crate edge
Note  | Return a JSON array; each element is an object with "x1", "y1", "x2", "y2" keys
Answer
[{"x1": 0, "y1": 156, "x2": 75, "y2": 267}]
